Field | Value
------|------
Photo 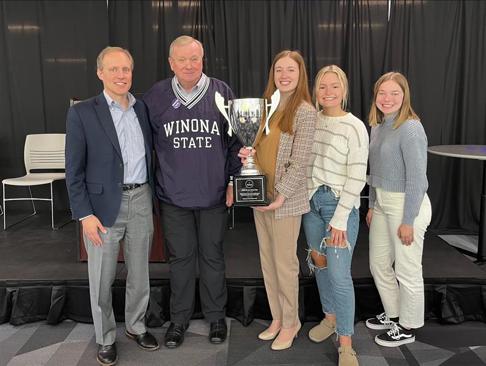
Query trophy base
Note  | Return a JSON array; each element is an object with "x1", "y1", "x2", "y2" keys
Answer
[{"x1": 233, "y1": 175, "x2": 269, "y2": 206}]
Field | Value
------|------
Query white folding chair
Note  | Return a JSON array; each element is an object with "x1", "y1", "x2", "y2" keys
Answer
[{"x1": 2, "y1": 134, "x2": 67, "y2": 230}]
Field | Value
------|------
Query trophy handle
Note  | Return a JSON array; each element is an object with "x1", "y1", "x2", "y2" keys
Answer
[
  {"x1": 215, "y1": 91, "x2": 232, "y2": 136},
  {"x1": 265, "y1": 89, "x2": 281, "y2": 134}
]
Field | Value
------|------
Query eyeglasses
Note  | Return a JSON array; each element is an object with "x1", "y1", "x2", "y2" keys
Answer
[{"x1": 106, "y1": 66, "x2": 132, "y2": 75}]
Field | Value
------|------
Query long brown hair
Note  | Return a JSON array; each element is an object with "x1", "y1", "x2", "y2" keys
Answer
[
  {"x1": 263, "y1": 50, "x2": 312, "y2": 134},
  {"x1": 368, "y1": 71, "x2": 420, "y2": 128}
]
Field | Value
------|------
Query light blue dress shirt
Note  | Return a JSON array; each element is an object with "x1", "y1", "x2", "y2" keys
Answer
[{"x1": 103, "y1": 90, "x2": 147, "y2": 184}]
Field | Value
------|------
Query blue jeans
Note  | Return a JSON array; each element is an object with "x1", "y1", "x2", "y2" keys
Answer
[{"x1": 302, "y1": 185, "x2": 359, "y2": 336}]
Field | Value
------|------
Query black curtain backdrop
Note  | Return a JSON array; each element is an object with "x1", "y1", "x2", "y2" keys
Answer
[
  {"x1": 108, "y1": 0, "x2": 388, "y2": 118},
  {"x1": 0, "y1": 0, "x2": 108, "y2": 208},
  {"x1": 1, "y1": 0, "x2": 485, "y2": 232},
  {"x1": 383, "y1": 0, "x2": 486, "y2": 231}
]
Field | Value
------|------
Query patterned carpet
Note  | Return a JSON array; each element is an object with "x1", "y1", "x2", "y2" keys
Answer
[{"x1": 1, "y1": 318, "x2": 486, "y2": 366}]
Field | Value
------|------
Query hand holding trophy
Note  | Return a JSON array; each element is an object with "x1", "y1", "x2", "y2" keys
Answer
[{"x1": 215, "y1": 90, "x2": 280, "y2": 206}]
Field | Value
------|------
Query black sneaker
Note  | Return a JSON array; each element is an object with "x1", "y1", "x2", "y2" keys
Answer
[
  {"x1": 375, "y1": 323, "x2": 415, "y2": 347},
  {"x1": 365, "y1": 312, "x2": 396, "y2": 330}
]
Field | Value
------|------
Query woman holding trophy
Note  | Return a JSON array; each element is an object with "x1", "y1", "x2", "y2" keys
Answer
[
  {"x1": 303, "y1": 65, "x2": 368, "y2": 366},
  {"x1": 238, "y1": 50, "x2": 315, "y2": 350}
]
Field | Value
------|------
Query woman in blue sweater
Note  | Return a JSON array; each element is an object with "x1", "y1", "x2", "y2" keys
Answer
[{"x1": 365, "y1": 72, "x2": 432, "y2": 347}]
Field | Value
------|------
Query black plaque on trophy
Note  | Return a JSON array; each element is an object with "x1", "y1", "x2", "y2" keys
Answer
[
  {"x1": 234, "y1": 175, "x2": 268, "y2": 206},
  {"x1": 215, "y1": 91, "x2": 280, "y2": 207}
]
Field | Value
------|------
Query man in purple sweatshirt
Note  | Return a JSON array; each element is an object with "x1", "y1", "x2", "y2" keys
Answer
[{"x1": 144, "y1": 35, "x2": 241, "y2": 348}]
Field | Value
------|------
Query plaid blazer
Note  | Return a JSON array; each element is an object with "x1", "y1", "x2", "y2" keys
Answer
[{"x1": 274, "y1": 102, "x2": 316, "y2": 219}]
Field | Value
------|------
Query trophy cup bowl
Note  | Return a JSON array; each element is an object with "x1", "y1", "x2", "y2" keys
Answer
[
  {"x1": 228, "y1": 98, "x2": 264, "y2": 176},
  {"x1": 215, "y1": 90, "x2": 280, "y2": 206}
]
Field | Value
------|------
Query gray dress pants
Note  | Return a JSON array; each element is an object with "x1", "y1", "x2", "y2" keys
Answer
[{"x1": 84, "y1": 184, "x2": 153, "y2": 345}]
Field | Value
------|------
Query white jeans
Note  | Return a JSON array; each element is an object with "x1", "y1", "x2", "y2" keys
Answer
[{"x1": 369, "y1": 188, "x2": 432, "y2": 329}]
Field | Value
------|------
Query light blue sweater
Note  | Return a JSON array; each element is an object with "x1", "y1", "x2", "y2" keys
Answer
[{"x1": 368, "y1": 114, "x2": 428, "y2": 225}]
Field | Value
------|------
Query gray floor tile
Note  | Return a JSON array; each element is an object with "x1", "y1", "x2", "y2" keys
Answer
[
  {"x1": 472, "y1": 346, "x2": 486, "y2": 363},
  {"x1": 1, "y1": 319, "x2": 486, "y2": 365},
  {"x1": 0, "y1": 324, "x2": 38, "y2": 366},
  {"x1": 16, "y1": 321, "x2": 76, "y2": 355},
  {"x1": 8, "y1": 343, "x2": 62, "y2": 366},
  {"x1": 45, "y1": 341, "x2": 90, "y2": 366},
  {"x1": 64, "y1": 322, "x2": 94, "y2": 342}
]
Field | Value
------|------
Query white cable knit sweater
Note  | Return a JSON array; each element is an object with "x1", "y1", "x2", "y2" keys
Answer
[{"x1": 307, "y1": 112, "x2": 369, "y2": 230}]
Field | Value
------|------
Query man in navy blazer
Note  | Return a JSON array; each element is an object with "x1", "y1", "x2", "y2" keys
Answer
[{"x1": 65, "y1": 47, "x2": 158, "y2": 366}]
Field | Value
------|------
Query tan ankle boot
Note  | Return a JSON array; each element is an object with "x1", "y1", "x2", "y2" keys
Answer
[
  {"x1": 308, "y1": 318, "x2": 336, "y2": 343},
  {"x1": 338, "y1": 345, "x2": 359, "y2": 366}
]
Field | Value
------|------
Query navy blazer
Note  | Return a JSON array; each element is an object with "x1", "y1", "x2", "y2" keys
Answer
[{"x1": 65, "y1": 93, "x2": 153, "y2": 227}]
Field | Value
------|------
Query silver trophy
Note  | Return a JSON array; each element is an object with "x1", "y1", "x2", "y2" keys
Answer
[{"x1": 215, "y1": 90, "x2": 280, "y2": 205}]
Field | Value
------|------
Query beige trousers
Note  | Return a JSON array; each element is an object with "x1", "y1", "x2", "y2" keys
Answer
[
  {"x1": 254, "y1": 210, "x2": 301, "y2": 328},
  {"x1": 369, "y1": 188, "x2": 432, "y2": 329}
]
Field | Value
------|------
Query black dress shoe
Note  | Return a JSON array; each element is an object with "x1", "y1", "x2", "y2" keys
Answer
[
  {"x1": 125, "y1": 330, "x2": 159, "y2": 351},
  {"x1": 97, "y1": 343, "x2": 117, "y2": 366},
  {"x1": 209, "y1": 319, "x2": 227, "y2": 344},
  {"x1": 164, "y1": 322, "x2": 187, "y2": 348}
]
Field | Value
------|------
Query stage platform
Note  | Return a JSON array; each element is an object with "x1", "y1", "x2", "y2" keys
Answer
[{"x1": 1, "y1": 210, "x2": 486, "y2": 327}]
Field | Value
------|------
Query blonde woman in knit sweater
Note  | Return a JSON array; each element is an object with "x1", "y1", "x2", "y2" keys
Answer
[
  {"x1": 302, "y1": 65, "x2": 368, "y2": 366},
  {"x1": 365, "y1": 72, "x2": 431, "y2": 348}
]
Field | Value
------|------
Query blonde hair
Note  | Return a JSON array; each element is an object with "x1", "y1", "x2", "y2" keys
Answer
[
  {"x1": 313, "y1": 64, "x2": 349, "y2": 112},
  {"x1": 262, "y1": 50, "x2": 312, "y2": 134},
  {"x1": 169, "y1": 35, "x2": 204, "y2": 57},
  {"x1": 96, "y1": 46, "x2": 134, "y2": 70},
  {"x1": 368, "y1": 71, "x2": 420, "y2": 128}
]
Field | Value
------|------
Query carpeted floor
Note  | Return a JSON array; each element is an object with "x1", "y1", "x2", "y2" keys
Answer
[{"x1": 1, "y1": 318, "x2": 486, "y2": 366}]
